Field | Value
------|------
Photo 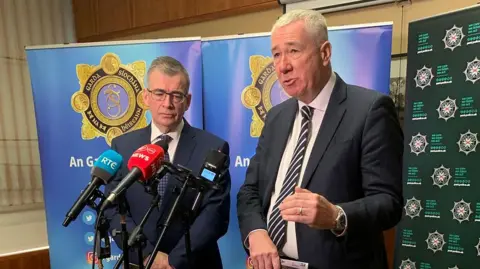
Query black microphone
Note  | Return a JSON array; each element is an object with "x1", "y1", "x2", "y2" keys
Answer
[
  {"x1": 198, "y1": 148, "x2": 229, "y2": 187},
  {"x1": 63, "y1": 150, "x2": 123, "y2": 227}
]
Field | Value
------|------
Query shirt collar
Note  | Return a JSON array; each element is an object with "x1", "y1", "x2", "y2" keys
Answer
[
  {"x1": 151, "y1": 119, "x2": 184, "y2": 143},
  {"x1": 298, "y1": 72, "x2": 336, "y2": 112}
]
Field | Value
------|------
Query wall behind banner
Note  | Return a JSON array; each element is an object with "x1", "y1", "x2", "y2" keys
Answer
[
  {"x1": 202, "y1": 24, "x2": 393, "y2": 269},
  {"x1": 25, "y1": 39, "x2": 204, "y2": 269}
]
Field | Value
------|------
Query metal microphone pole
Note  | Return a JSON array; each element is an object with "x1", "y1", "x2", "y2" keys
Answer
[
  {"x1": 117, "y1": 193, "x2": 130, "y2": 269},
  {"x1": 113, "y1": 180, "x2": 162, "y2": 269},
  {"x1": 144, "y1": 174, "x2": 192, "y2": 269}
]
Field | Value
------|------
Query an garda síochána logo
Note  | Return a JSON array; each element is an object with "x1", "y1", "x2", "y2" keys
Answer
[
  {"x1": 241, "y1": 56, "x2": 290, "y2": 137},
  {"x1": 71, "y1": 53, "x2": 148, "y2": 145}
]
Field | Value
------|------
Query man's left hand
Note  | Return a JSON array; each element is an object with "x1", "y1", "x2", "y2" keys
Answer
[
  {"x1": 144, "y1": 252, "x2": 174, "y2": 269},
  {"x1": 279, "y1": 187, "x2": 338, "y2": 229}
]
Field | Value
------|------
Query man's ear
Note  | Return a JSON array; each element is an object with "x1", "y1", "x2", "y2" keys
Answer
[
  {"x1": 185, "y1": 93, "x2": 192, "y2": 111},
  {"x1": 142, "y1": 89, "x2": 149, "y2": 108},
  {"x1": 320, "y1": 41, "x2": 332, "y2": 67}
]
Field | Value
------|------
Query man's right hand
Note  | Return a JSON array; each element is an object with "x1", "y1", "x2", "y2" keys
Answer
[{"x1": 248, "y1": 230, "x2": 281, "y2": 269}]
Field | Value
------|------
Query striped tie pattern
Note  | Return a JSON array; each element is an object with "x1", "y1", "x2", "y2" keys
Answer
[
  {"x1": 268, "y1": 105, "x2": 314, "y2": 249},
  {"x1": 155, "y1": 134, "x2": 172, "y2": 207}
]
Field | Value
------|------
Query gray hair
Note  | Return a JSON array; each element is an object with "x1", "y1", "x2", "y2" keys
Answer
[
  {"x1": 272, "y1": 9, "x2": 329, "y2": 46},
  {"x1": 147, "y1": 56, "x2": 190, "y2": 93}
]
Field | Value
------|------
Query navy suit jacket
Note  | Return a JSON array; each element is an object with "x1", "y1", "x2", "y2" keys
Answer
[
  {"x1": 104, "y1": 120, "x2": 231, "y2": 269},
  {"x1": 237, "y1": 74, "x2": 404, "y2": 269}
]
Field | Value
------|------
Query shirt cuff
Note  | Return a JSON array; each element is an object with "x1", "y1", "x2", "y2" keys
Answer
[
  {"x1": 331, "y1": 205, "x2": 347, "y2": 237},
  {"x1": 244, "y1": 229, "x2": 268, "y2": 249}
]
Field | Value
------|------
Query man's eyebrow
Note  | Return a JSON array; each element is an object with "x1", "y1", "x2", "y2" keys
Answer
[{"x1": 271, "y1": 42, "x2": 302, "y2": 51}]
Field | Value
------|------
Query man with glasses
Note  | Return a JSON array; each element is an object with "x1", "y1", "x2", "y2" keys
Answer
[{"x1": 104, "y1": 56, "x2": 231, "y2": 269}]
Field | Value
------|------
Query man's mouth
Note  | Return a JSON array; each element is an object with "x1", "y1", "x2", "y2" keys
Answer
[{"x1": 283, "y1": 78, "x2": 295, "y2": 86}]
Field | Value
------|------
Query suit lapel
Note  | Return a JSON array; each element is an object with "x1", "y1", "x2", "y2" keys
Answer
[
  {"x1": 136, "y1": 124, "x2": 152, "y2": 146},
  {"x1": 262, "y1": 99, "x2": 297, "y2": 211},
  {"x1": 171, "y1": 120, "x2": 196, "y2": 167},
  {"x1": 158, "y1": 120, "x2": 196, "y2": 217},
  {"x1": 300, "y1": 75, "x2": 347, "y2": 188}
]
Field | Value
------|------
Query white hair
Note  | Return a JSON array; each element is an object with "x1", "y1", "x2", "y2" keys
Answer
[{"x1": 272, "y1": 9, "x2": 329, "y2": 46}]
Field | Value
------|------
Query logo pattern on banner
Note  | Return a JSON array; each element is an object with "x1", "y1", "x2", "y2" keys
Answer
[
  {"x1": 442, "y1": 25, "x2": 465, "y2": 51},
  {"x1": 71, "y1": 53, "x2": 148, "y2": 145},
  {"x1": 241, "y1": 56, "x2": 289, "y2": 137},
  {"x1": 431, "y1": 164, "x2": 452, "y2": 188},
  {"x1": 414, "y1": 66, "x2": 434, "y2": 90},
  {"x1": 409, "y1": 133, "x2": 429, "y2": 155},
  {"x1": 404, "y1": 197, "x2": 423, "y2": 219},
  {"x1": 436, "y1": 97, "x2": 458, "y2": 121},
  {"x1": 394, "y1": 5, "x2": 480, "y2": 269},
  {"x1": 463, "y1": 57, "x2": 480, "y2": 84}
]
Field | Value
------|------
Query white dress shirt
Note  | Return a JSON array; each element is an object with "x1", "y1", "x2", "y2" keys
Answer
[
  {"x1": 266, "y1": 72, "x2": 336, "y2": 259},
  {"x1": 150, "y1": 119, "x2": 184, "y2": 162}
]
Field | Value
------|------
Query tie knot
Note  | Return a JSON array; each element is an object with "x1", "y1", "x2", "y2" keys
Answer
[
  {"x1": 155, "y1": 134, "x2": 172, "y2": 144},
  {"x1": 301, "y1": 105, "x2": 313, "y2": 121}
]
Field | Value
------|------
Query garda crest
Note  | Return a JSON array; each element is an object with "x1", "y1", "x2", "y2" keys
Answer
[
  {"x1": 241, "y1": 56, "x2": 290, "y2": 137},
  {"x1": 71, "y1": 53, "x2": 148, "y2": 145}
]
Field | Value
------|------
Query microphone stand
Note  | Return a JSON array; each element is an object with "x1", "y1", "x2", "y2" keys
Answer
[
  {"x1": 183, "y1": 185, "x2": 206, "y2": 269},
  {"x1": 144, "y1": 173, "x2": 192, "y2": 269},
  {"x1": 113, "y1": 182, "x2": 161, "y2": 269},
  {"x1": 89, "y1": 189, "x2": 111, "y2": 269},
  {"x1": 117, "y1": 193, "x2": 130, "y2": 269}
]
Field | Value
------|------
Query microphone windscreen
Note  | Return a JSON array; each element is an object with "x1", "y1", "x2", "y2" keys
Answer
[
  {"x1": 127, "y1": 144, "x2": 165, "y2": 180},
  {"x1": 92, "y1": 149, "x2": 123, "y2": 183}
]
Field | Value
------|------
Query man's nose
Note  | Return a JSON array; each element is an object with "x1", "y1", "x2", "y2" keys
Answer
[
  {"x1": 161, "y1": 95, "x2": 174, "y2": 108},
  {"x1": 278, "y1": 55, "x2": 293, "y2": 73}
]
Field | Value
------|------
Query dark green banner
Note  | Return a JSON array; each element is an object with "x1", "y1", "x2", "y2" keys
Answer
[{"x1": 394, "y1": 5, "x2": 480, "y2": 269}]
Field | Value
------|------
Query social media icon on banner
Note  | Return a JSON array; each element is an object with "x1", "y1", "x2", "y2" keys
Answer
[
  {"x1": 86, "y1": 251, "x2": 99, "y2": 265},
  {"x1": 84, "y1": 232, "x2": 95, "y2": 245},
  {"x1": 82, "y1": 211, "x2": 96, "y2": 225}
]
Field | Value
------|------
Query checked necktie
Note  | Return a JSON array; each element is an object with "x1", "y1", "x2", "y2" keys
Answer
[
  {"x1": 154, "y1": 134, "x2": 172, "y2": 207},
  {"x1": 267, "y1": 105, "x2": 314, "y2": 250}
]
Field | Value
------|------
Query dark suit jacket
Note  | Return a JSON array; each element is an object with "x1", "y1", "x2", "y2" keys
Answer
[
  {"x1": 237, "y1": 74, "x2": 404, "y2": 269},
  {"x1": 104, "y1": 120, "x2": 231, "y2": 269}
]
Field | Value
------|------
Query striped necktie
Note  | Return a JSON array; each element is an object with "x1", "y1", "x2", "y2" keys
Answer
[
  {"x1": 267, "y1": 105, "x2": 314, "y2": 250},
  {"x1": 154, "y1": 134, "x2": 172, "y2": 207}
]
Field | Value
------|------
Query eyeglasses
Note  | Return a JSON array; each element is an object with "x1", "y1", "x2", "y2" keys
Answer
[{"x1": 147, "y1": 88, "x2": 187, "y2": 104}]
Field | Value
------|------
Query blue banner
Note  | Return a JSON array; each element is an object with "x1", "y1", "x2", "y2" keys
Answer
[
  {"x1": 25, "y1": 38, "x2": 204, "y2": 269},
  {"x1": 201, "y1": 24, "x2": 393, "y2": 269}
]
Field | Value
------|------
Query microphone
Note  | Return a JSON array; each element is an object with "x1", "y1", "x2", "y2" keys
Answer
[
  {"x1": 190, "y1": 149, "x2": 229, "y2": 212},
  {"x1": 100, "y1": 144, "x2": 165, "y2": 212},
  {"x1": 198, "y1": 149, "x2": 229, "y2": 188},
  {"x1": 63, "y1": 149, "x2": 123, "y2": 227}
]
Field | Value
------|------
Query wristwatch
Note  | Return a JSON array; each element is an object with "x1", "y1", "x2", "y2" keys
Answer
[{"x1": 334, "y1": 206, "x2": 346, "y2": 231}]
